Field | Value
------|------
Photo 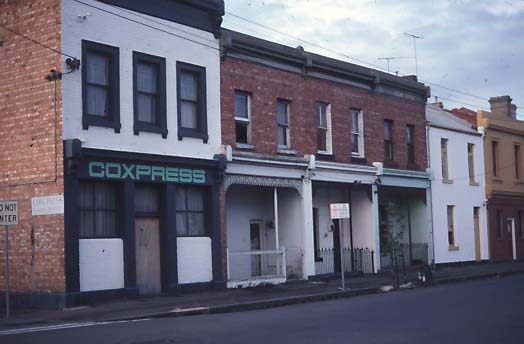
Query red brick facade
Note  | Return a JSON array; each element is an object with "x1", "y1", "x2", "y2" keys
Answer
[
  {"x1": 0, "y1": 0, "x2": 65, "y2": 293},
  {"x1": 221, "y1": 58, "x2": 427, "y2": 170}
]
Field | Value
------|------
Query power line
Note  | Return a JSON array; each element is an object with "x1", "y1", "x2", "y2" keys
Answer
[
  {"x1": 0, "y1": 22, "x2": 76, "y2": 59},
  {"x1": 225, "y1": 11, "x2": 524, "y2": 112},
  {"x1": 72, "y1": 0, "x2": 220, "y2": 52}
]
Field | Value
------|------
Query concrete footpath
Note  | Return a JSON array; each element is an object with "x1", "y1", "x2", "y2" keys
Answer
[{"x1": 1, "y1": 261, "x2": 523, "y2": 330}]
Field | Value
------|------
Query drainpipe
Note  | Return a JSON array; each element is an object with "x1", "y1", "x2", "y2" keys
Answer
[{"x1": 426, "y1": 123, "x2": 436, "y2": 267}]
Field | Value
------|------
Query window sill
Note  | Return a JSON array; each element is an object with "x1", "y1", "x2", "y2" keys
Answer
[
  {"x1": 236, "y1": 143, "x2": 255, "y2": 150},
  {"x1": 316, "y1": 152, "x2": 335, "y2": 161},
  {"x1": 492, "y1": 177, "x2": 503, "y2": 184},
  {"x1": 178, "y1": 127, "x2": 209, "y2": 143},
  {"x1": 134, "y1": 123, "x2": 168, "y2": 138},
  {"x1": 448, "y1": 245, "x2": 459, "y2": 251},
  {"x1": 442, "y1": 179, "x2": 454, "y2": 184},
  {"x1": 515, "y1": 180, "x2": 524, "y2": 185},
  {"x1": 350, "y1": 156, "x2": 367, "y2": 164},
  {"x1": 469, "y1": 181, "x2": 480, "y2": 186},
  {"x1": 277, "y1": 148, "x2": 297, "y2": 156},
  {"x1": 83, "y1": 116, "x2": 121, "y2": 133}
]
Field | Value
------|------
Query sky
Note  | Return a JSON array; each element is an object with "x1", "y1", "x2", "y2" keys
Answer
[{"x1": 222, "y1": 0, "x2": 524, "y2": 118}]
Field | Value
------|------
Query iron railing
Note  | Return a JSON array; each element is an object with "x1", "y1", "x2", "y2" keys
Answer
[{"x1": 314, "y1": 247, "x2": 375, "y2": 275}]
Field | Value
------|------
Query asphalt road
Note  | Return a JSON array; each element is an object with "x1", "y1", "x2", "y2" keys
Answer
[{"x1": 2, "y1": 275, "x2": 524, "y2": 344}]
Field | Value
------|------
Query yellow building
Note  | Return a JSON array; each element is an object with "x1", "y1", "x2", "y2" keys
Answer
[{"x1": 477, "y1": 96, "x2": 524, "y2": 260}]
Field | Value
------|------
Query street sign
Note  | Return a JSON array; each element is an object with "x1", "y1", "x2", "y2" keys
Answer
[
  {"x1": 32, "y1": 195, "x2": 64, "y2": 216},
  {"x1": 0, "y1": 200, "x2": 17, "y2": 319},
  {"x1": 330, "y1": 203, "x2": 350, "y2": 219},
  {"x1": 0, "y1": 200, "x2": 18, "y2": 225}
]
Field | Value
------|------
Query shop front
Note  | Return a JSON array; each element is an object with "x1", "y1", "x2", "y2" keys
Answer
[{"x1": 63, "y1": 143, "x2": 224, "y2": 301}]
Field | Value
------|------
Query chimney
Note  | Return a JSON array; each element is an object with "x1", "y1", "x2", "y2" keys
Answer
[
  {"x1": 401, "y1": 75, "x2": 418, "y2": 82},
  {"x1": 432, "y1": 101, "x2": 444, "y2": 109},
  {"x1": 489, "y1": 95, "x2": 517, "y2": 120}
]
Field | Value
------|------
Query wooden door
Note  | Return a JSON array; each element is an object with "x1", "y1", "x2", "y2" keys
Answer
[
  {"x1": 135, "y1": 218, "x2": 161, "y2": 295},
  {"x1": 250, "y1": 223, "x2": 262, "y2": 277},
  {"x1": 473, "y1": 207, "x2": 481, "y2": 262}
]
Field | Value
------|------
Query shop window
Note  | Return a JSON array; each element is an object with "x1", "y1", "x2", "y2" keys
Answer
[
  {"x1": 133, "y1": 52, "x2": 167, "y2": 138},
  {"x1": 316, "y1": 102, "x2": 332, "y2": 154},
  {"x1": 277, "y1": 99, "x2": 291, "y2": 149},
  {"x1": 350, "y1": 109, "x2": 364, "y2": 158},
  {"x1": 235, "y1": 91, "x2": 251, "y2": 145},
  {"x1": 79, "y1": 182, "x2": 119, "y2": 238},
  {"x1": 82, "y1": 40, "x2": 120, "y2": 132},
  {"x1": 177, "y1": 62, "x2": 208, "y2": 143},
  {"x1": 384, "y1": 120, "x2": 393, "y2": 161},
  {"x1": 406, "y1": 125, "x2": 415, "y2": 163},
  {"x1": 176, "y1": 186, "x2": 207, "y2": 236}
]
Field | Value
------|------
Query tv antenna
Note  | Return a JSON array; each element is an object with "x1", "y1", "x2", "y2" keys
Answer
[
  {"x1": 377, "y1": 56, "x2": 411, "y2": 73},
  {"x1": 404, "y1": 32, "x2": 423, "y2": 77}
]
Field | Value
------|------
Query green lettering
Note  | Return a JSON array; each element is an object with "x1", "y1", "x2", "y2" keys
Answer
[
  {"x1": 88, "y1": 161, "x2": 105, "y2": 178},
  {"x1": 179, "y1": 168, "x2": 192, "y2": 183},
  {"x1": 105, "y1": 163, "x2": 122, "y2": 179},
  {"x1": 136, "y1": 165, "x2": 152, "y2": 180},
  {"x1": 165, "y1": 167, "x2": 179, "y2": 182},
  {"x1": 121, "y1": 164, "x2": 136, "y2": 179},
  {"x1": 151, "y1": 166, "x2": 166, "y2": 182},
  {"x1": 192, "y1": 170, "x2": 206, "y2": 184}
]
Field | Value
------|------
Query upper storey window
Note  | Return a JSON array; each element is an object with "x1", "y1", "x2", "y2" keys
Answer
[
  {"x1": 82, "y1": 40, "x2": 120, "y2": 132},
  {"x1": 234, "y1": 91, "x2": 251, "y2": 145},
  {"x1": 177, "y1": 62, "x2": 208, "y2": 143},
  {"x1": 316, "y1": 102, "x2": 332, "y2": 154}
]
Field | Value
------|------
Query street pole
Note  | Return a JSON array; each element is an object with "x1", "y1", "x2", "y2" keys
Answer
[
  {"x1": 339, "y1": 219, "x2": 345, "y2": 291},
  {"x1": 5, "y1": 225, "x2": 10, "y2": 319}
]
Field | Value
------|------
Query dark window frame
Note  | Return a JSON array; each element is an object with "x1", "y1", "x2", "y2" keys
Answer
[
  {"x1": 384, "y1": 120, "x2": 394, "y2": 161},
  {"x1": 132, "y1": 51, "x2": 168, "y2": 138},
  {"x1": 176, "y1": 62, "x2": 208, "y2": 143},
  {"x1": 81, "y1": 40, "x2": 121, "y2": 132},
  {"x1": 175, "y1": 185, "x2": 209, "y2": 237},
  {"x1": 447, "y1": 205, "x2": 455, "y2": 246},
  {"x1": 78, "y1": 181, "x2": 121, "y2": 239},
  {"x1": 519, "y1": 210, "x2": 524, "y2": 239}
]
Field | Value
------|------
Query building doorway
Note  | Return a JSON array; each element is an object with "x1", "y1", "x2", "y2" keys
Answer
[{"x1": 134, "y1": 185, "x2": 161, "y2": 295}]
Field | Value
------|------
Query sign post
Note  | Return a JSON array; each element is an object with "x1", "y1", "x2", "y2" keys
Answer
[
  {"x1": 0, "y1": 200, "x2": 19, "y2": 319},
  {"x1": 330, "y1": 203, "x2": 350, "y2": 291}
]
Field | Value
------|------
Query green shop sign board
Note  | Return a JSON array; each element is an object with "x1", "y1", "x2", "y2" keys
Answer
[{"x1": 88, "y1": 161, "x2": 206, "y2": 184}]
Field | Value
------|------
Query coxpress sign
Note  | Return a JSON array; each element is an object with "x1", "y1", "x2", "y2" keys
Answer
[{"x1": 0, "y1": 201, "x2": 18, "y2": 226}]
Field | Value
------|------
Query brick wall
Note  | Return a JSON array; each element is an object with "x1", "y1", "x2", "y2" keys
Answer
[
  {"x1": 221, "y1": 58, "x2": 427, "y2": 171},
  {"x1": 0, "y1": 0, "x2": 65, "y2": 293}
]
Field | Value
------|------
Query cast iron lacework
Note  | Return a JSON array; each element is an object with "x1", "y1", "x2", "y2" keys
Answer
[{"x1": 224, "y1": 175, "x2": 303, "y2": 197}]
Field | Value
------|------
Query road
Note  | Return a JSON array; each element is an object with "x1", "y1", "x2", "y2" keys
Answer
[{"x1": 2, "y1": 275, "x2": 523, "y2": 343}]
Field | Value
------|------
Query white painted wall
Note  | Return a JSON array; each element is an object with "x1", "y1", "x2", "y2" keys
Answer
[
  {"x1": 350, "y1": 189, "x2": 374, "y2": 249},
  {"x1": 177, "y1": 237, "x2": 213, "y2": 284},
  {"x1": 61, "y1": 0, "x2": 221, "y2": 160},
  {"x1": 428, "y1": 122, "x2": 489, "y2": 263},
  {"x1": 277, "y1": 188, "x2": 304, "y2": 278},
  {"x1": 79, "y1": 239, "x2": 124, "y2": 291}
]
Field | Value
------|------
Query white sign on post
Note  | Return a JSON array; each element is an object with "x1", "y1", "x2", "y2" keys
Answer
[
  {"x1": 0, "y1": 200, "x2": 19, "y2": 226},
  {"x1": 32, "y1": 195, "x2": 64, "y2": 216},
  {"x1": 330, "y1": 203, "x2": 350, "y2": 219}
]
